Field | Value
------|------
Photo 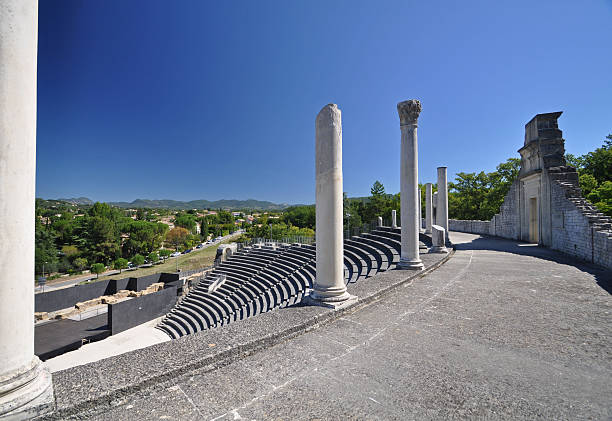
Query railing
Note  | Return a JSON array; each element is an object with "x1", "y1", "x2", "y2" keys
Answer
[
  {"x1": 236, "y1": 236, "x2": 315, "y2": 250},
  {"x1": 178, "y1": 265, "x2": 214, "y2": 279},
  {"x1": 344, "y1": 221, "x2": 379, "y2": 240}
]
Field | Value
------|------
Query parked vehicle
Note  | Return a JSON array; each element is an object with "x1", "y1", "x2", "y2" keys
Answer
[{"x1": 170, "y1": 252, "x2": 180, "y2": 257}]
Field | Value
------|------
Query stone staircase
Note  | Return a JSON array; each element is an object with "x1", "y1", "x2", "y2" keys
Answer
[
  {"x1": 157, "y1": 227, "x2": 428, "y2": 339},
  {"x1": 549, "y1": 166, "x2": 612, "y2": 231}
]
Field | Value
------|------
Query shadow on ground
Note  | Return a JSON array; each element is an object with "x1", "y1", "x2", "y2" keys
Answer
[{"x1": 453, "y1": 234, "x2": 612, "y2": 295}]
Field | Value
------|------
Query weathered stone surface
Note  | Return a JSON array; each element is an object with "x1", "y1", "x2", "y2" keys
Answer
[
  {"x1": 75, "y1": 298, "x2": 101, "y2": 310},
  {"x1": 425, "y1": 183, "x2": 433, "y2": 234},
  {"x1": 0, "y1": 1, "x2": 54, "y2": 417},
  {"x1": 311, "y1": 104, "x2": 353, "y2": 304},
  {"x1": 397, "y1": 100, "x2": 423, "y2": 270},
  {"x1": 429, "y1": 225, "x2": 448, "y2": 253}
]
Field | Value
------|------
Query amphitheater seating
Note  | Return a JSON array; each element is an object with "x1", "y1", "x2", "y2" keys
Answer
[{"x1": 157, "y1": 228, "x2": 429, "y2": 339}]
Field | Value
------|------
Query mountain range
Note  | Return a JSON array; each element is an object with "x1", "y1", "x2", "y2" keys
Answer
[{"x1": 56, "y1": 197, "x2": 293, "y2": 210}]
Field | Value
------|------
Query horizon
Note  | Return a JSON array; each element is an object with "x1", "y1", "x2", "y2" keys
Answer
[{"x1": 36, "y1": 1, "x2": 612, "y2": 204}]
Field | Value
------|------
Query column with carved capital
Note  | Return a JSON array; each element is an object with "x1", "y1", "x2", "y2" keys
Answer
[
  {"x1": 307, "y1": 104, "x2": 356, "y2": 308},
  {"x1": 397, "y1": 100, "x2": 424, "y2": 270},
  {"x1": 0, "y1": 1, "x2": 55, "y2": 419}
]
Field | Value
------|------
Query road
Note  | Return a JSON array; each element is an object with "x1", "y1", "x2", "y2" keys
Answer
[
  {"x1": 35, "y1": 230, "x2": 245, "y2": 294},
  {"x1": 88, "y1": 232, "x2": 612, "y2": 420}
]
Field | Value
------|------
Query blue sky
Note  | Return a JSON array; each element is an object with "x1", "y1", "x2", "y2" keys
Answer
[{"x1": 36, "y1": 1, "x2": 612, "y2": 204}]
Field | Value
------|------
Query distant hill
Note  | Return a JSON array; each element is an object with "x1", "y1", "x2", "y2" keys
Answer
[
  {"x1": 50, "y1": 197, "x2": 302, "y2": 210},
  {"x1": 106, "y1": 198, "x2": 291, "y2": 211},
  {"x1": 57, "y1": 197, "x2": 95, "y2": 205}
]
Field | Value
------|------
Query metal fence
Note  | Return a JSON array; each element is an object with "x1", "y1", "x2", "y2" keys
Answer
[{"x1": 236, "y1": 236, "x2": 315, "y2": 250}]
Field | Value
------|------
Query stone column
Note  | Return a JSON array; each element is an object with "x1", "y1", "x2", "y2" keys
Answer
[
  {"x1": 418, "y1": 185, "x2": 422, "y2": 231},
  {"x1": 391, "y1": 210, "x2": 397, "y2": 228},
  {"x1": 308, "y1": 104, "x2": 355, "y2": 308},
  {"x1": 397, "y1": 100, "x2": 424, "y2": 270},
  {"x1": 436, "y1": 167, "x2": 449, "y2": 241},
  {"x1": 0, "y1": 1, "x2": 55, "y2": 419},
  {"x1": 425, "y1": 183, "x2": 433, "y2": 234},
  {"x1": 377, "y1": 216, "x2": 383, "y2": 227}
]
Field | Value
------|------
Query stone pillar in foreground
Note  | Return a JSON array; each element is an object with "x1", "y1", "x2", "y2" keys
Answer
[
  {"x1": 436, "y1": 167, "x2": 449, "y2": 242},
  {"x1": 0, "y1": 1, "x2": 55, "y2": 419},
  {"x1": 397, "y1": 100, "x2": 424, "y2": 270},
  {"x1": 308, "y1": 104, "x2": 355, "y2": 308},
  {"x1": 391, "y1": 210, "x2": 397, "y2": 228},
  {"x1": 425, "y1": 183, "x2": 433, "y2": 234}
]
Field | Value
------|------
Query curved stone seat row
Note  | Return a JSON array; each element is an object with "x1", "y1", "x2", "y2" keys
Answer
[{"x1": 157, "y1": 228, "x2": 430, "y2": 339}]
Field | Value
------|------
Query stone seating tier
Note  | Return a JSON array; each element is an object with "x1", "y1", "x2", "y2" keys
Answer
[{"x1": 157, "y1": 229, "x2": 428, "y2": 339}]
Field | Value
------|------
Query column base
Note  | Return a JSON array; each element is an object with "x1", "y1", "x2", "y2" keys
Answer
[
  {"x1": 424, "y1": 229, "x2": 432, "y2": 235},
  {"x1": 0, "y1": 357, "x2": 54, "y2": 420},
  {"x1": 304, "y1": 290, "x2": 358, "y2": 310},
  {"x1": 397, "y1": 258, "x2": 424, "y2": 270},
  {"x1": 429, "y1": 246, "x2": 449, "y2": 254}
]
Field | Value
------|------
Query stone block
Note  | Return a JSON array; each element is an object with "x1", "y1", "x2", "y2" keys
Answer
[{"x1": 429, "y1": 225, "x2": 448, "y2": 253}]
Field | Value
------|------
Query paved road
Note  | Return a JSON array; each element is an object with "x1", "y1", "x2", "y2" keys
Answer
[
  {"x1": 87, "y1": 232, "x2": 612, "y2": 420},
  {"x1": 36, "y1": 231, "x2": 245, "y2": 293}
]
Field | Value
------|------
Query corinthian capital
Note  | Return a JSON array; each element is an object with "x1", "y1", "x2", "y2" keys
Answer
[{"x1": 397, "y1": 99, "x2": 422, "y2": 126}]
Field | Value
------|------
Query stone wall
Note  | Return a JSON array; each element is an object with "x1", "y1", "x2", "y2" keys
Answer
[
  {"x1": 449, "y1": 173, "x2": 612, "y2": 271},
  {"x1": 549, "y1": 174, "x2": 612, "y2": 269},
  {"x1": 449, "y1": 219, "x2": 492, "y2": 236}
]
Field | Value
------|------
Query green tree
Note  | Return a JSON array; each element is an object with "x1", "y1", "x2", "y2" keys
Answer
[
  {"x1": 159, "y1": 249, "x2": 172, "y2": 261},
  {"x1": 73, "y1": 257, "x2": 88, "y2": 272},
  {"x1": 579, "y1": 174, "x2": 598, "y2": 196},
  {"x1": 35, "y1": 219, "x2": 59, "y2": 276},
  {"x1": 174, "y1": 213, "x2": 197, "y2": 233},
  {"x1": 113, "y1": 258, "x2": 128, "y2": 273},
  {"x1": 90, "y1": 263, "x2": 105, "y2": 279},
  {"x1": 147, "y1": 251, "x2": 159, "y2": 263},
  {"x1": 581, "y1": 134, "x2": 612, "y2": 184},
  {"x1": 200, "y1": 218, "x2": 209, "y2": 239},
  {"x1": 132, "y1": 254, "x2": 145, "y2": 266},
  {"x1": 283, "y1": 206, "x2": 315, "y2": 229}
]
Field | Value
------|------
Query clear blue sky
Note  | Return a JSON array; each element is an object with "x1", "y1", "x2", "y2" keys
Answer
[{"x1": 36, "y1": 0, "x2": 612, "y2": 205}]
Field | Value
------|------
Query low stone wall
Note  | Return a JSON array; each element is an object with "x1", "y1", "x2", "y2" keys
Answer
[
  {"x1": 448, "y1": 179, "x2": 612, "y2": 271},
  {"x1": 449, "y1": 219, "x2": 493, "y2": 236}
]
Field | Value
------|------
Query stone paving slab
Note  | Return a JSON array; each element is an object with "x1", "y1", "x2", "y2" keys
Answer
[
  {"x1": 40, "y1": 244, "x2": 451, "y2": 420},
  {"x1": 38, "y1": 232, "x2": 612, "y2": 420},
  {"x1": 51, "y1": 232, "x2": 612, "y2": 421}
]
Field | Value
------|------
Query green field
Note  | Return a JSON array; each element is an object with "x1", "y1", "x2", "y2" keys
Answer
[{"x1": 85, "y1": 237, "x2": 238, "y2": 283}]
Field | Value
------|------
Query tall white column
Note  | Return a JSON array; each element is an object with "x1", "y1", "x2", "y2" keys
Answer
[
  {"x1": 391, "y1": 209, "x2": 397, "y2": 228},
  {"x1": 397, "y1": 100, "x2": 424, "y2": 270},
  {"x1": 436, "y1": 167, "x2": 449, "y2": 242},
  {"x1": 418, "y1": 185, "x2": 422, "y2": 231},
  {"x1": 309, "y1": 104, "x2": 354, "y2": 307},
  {"x1": 425, "y1": 183, "x2": 433, "y2": 234},
  {"x1": 0, "y1": 1, "x2": 55, "y2": 419}
]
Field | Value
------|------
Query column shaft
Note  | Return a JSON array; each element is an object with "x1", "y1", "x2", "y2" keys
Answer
[
  {"x1": 397, "y1": 100, "x2": 424, "y2": 270},
  {"x1": 311, "y1": 104, "x2": 352, "y2": 304},
  {"x1": 425, "y1": 183, "x2": 433, "y2": 234},
  {"x1": 391, "y1": 209, "x2": 397, "y2": 228},
  {"x1": 418, "y1": 185, "x2": 422, "y2": 231},
  {"x1": 436, "y1": 167, "x2": 449, "y2": 241},
  {"x1": 0, "y1": 1, "x2": 54, "y2": 418}
]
